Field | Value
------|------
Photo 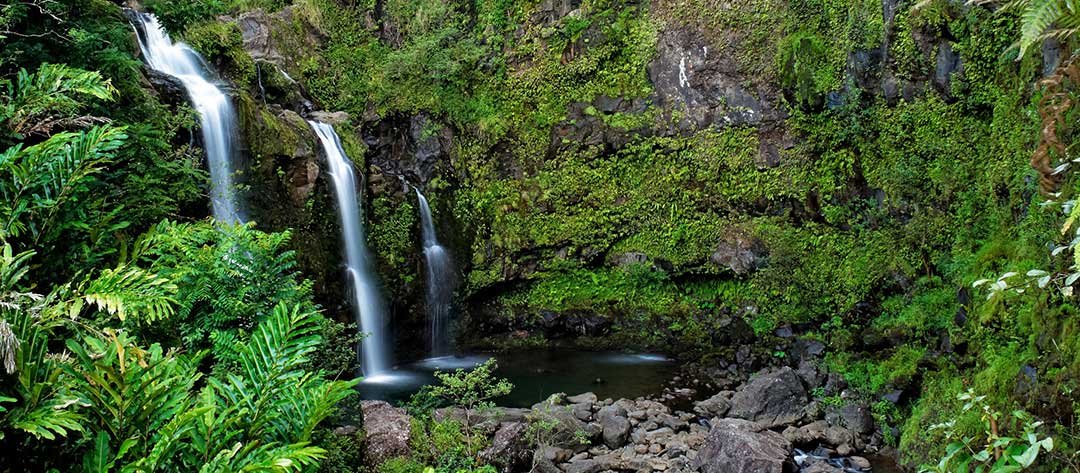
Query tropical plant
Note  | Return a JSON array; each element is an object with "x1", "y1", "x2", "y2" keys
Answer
[
  {"x1": 427, "y1": 359, "x2": 512, "y2": 457},
  {"x1": 0, "y1": 244, "x2": 84, "y2": 443},
  {"x1": 919, "y1": 389, "x2": 1054, "y2": 472},
  {"x1": 0, "y1": 125, "x2": 127, "y2": 242},
  {"x1": 130, "y1": 220, "x2": 314, "y2": 362},
  {"x1": 0, "y1": 63, "x2": 116, "y2": 138},
  {"x1": 65, "y1": 302, "x2": 358, "y2": 472}
]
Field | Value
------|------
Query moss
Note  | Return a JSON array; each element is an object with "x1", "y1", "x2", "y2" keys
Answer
[
  {"x1": 183, "y1": 19, "x2": 257, "y2": 88},
  {"x1": 368, "y1": 195, "x2": 419, "y2": 296}
]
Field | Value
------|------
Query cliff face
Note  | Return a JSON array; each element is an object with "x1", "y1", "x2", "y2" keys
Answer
[
  {"x1": 175, "y1": 0, "x2": 1031, "y2": 347},
  {"x1": 157, "y1": 1, "x2": 1071, "y2": 462}
]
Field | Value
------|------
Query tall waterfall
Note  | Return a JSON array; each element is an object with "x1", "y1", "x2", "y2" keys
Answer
[
  {"x1": 415, "y1": 189, "x2": 454, "y2": 356},
  {"x1": 131, "y1": 13, "x2": 243, "y2": 223},
  {"x1": 309, "y1": 121, "x2": 390, "y2": 376}
]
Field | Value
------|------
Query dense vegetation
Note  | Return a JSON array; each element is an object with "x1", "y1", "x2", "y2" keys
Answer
[
  {"x1": 0, "y1": 1, "x2": 362, "y2": 470},
  {"x1": 4, "y1": 0, "x2": 1080, "y2": 471}
]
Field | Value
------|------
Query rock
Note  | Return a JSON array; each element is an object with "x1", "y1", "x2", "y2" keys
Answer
[
  {"x1": 849, "y1": 456, "x2": 872, "y2": 470},
  {"x1": 728, "y1": 367, "x2": 808, "y2": 428},
  {"x1": 530, "y1": 398, "x2": 591, "y2": 451},
  {"x1": 145, "y1": 68, "x2": 186, "y2": 105},
  {"x1": 479, "y1": 422, "x2": 531, "y2": 473},
  {"x1": 804, "y1": 460, "x2": 844, "y2": 473},
  {"x1": 286, "y1": 154, "x2": 319, "y2": 206},
  {"x1": 531, "y1": 458, "x2": 562, "y2": 473},
  {"x1": 782, "y1": 420, "x2": 828, "y2": 445},
  {"x1": 435, "y1": 407, "x2": 530, "y2": 436},
  {"x1": 309, "y1": 110, "x2": 350, "y2": 124},
  {"x1": 597, "y1": 405, "x2": 631, "y2": 449},
  {"x1": 332, "y1": 424, "x2": 358, "y2": 436},
  {"x1": 611, "y1": 252, "x2": 649, "y2": 267},
  {"x1": 360, "y1": 401, "x2": 411, "y2": 467},
  {"x1": 695, "y1": 391, "x2": 733, "y2": 418},
  {"x1": 823, "y1": 426, "x2": 854, "y2": 447},
  {"x1": 826, "y1": 402, "x2": 874, "y2": 435},
  {"x1": 572, "y1": 403, "x2": 593, "y2": 421},
  {"x1": 648, "y1": 26, "x2": 777, "y2": 131},
  {"x1": 656, "y1": 413, "x2": 689, "y2": 431},
  {"x1": 711, "y1": 230, "x2": 766, "y2": 275},
  {"x1": 563, "y1": 459, "x2": 603, "y2": 473},
  {"x1": 795, "y1": 360, "x2": 825, "y2": 389},
  {"x1": 837, "y1": 443, "x2": 853, "y2": 456},
  {"x1": 934, "y1": 41, "x2": 962, "y2": 93},
  {"x1": 695, "y1": 418, "x2": 792, "y2": 473},
  {"x1": 567, "y1": 392, "x2": 598, "y2": 404},
  {"x1": 237, "y1": 10, "x2": 283, "y2": 64},
  {"x1": 536, "y1": 445, "x2": 574, "y2": 464}
]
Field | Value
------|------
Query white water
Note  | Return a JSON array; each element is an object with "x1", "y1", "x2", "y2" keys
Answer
[
  {"x1": 309, "y1": 121, "x2": 390, "y2": 376},
  {"x1": 415, "y1": 189, "x2": 454, "y2": 356},
  {"x1": 131, "y1": 13, "x2": 243, "y2": 223}
]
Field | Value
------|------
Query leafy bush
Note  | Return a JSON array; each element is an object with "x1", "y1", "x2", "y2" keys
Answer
[{"x1": 919, "y1": 390, "x2": 1054, "y2": 473}]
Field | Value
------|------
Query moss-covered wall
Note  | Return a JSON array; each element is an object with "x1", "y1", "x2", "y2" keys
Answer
[{"x1": 167, "y1": 0, "x2": 1080, "y2": 465}]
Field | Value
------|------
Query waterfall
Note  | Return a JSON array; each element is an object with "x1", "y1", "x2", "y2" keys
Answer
[
  {"x1": 415, "y1": 189, "x2": 454, "y2": 356},
  {"x1": 309, "y1": 121, "x2": 390, "y2": 376},
  {"x1": 130, "y1": 13, "x2": 243, "y2": 223}
]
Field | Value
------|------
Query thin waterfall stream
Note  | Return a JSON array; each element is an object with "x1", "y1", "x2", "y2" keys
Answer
[
  {"x1": 308, "y1": 121, "x2": 391, "y2": 377},
  {"x1": 415, "y1": 189, "x2": 454, "y2": 356},
  {"x1": 130, "y1": 12, "x2": 243, "y2": 223}
]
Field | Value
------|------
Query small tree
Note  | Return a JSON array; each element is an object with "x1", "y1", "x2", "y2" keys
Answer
[{"x1": 428, "y1": 359, "x2": 512, "y2": 457}]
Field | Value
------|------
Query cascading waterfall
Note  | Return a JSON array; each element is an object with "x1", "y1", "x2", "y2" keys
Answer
[
  {"x1": 131, "y1": 12, "x2": 243, "y2": 223},
  {"x1": 415, "y1": 189, "x2": 454, "y2": 356},
  {"x1": 309, "y1": 121, "x2": 390, "y2": 377}
]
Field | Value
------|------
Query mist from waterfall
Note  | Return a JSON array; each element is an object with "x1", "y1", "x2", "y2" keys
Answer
[
  {"x1": 309, "y1": 121, "x2": 390, "y2": 376},
  {"x1": 131, "y1": 12, "x2": 243, "y2": 223},
  {"x1": 415, "y1": 189, "x2": 454, "y2": 356}
]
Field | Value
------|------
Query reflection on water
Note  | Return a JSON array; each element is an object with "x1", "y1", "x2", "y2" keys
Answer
[{"x1": 358, "y1": 350, "x2": 675, "y2": 407}]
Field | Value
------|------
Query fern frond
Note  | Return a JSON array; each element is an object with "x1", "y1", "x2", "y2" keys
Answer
[
  {"x1": 2, "y1": 63, "x2": 117, "y2": 135},
  {"x1": 1019, "y1": 0, "x2": 1064, "y2": 57},
  {"x1": 81, "y1": 265, "x2": 177, "y2": 322}
]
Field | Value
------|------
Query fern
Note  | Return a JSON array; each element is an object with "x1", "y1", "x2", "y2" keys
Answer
[
  {"x1": 81, "y1": 265, "x2": 178, "y2": 322},
  {"x1": 0, "y1": 125, "x2": 127, "y2": 240},
  {"x1": 992, "y1": 0, "x2": 1080, "y2": 58},
  {"x1": 0, "y1": 63, "x2": 117, "y2": 136}
]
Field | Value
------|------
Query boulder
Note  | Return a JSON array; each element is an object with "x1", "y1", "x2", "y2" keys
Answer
[
  {"x1": 711, "y1": 230, "x2": 766, "y2": 275},
  {"x1": 804, "y1": 460, "x2": 844, "y2": 473},
  {"x1": 696, "y1": 418, "x2": 793, "y2": 473},
  {"x1": 695, "y1": 391, "x2": 733, "y2": 418},
  {"x1": 309, "y1": 110, "x2": 350, "y2": 125},
  {"x1": 728, "y1": 367, "x2": 808, "y2": 428},
  {"x1": 145, "y1": 68, "x2": 186, "y2": 106},
  {"x1": 530, "y1": 398, "x2": 591, "y2": 451},
  {"x1": 782, "y1": 420, "x2": 828, "y2": 445},
  {"x1": 827, "y1": 402, "x2": 874, "y2": 435},
  {"x1": 567, "y1": 392, "x2": 598, "y2": 404},
  {"x1": 479, "y1": 422, "x2": 531, "y2": 473},
  {"x1": 360, "y1": 401, "x2": 411, "y2": 467},
  {"x1": 597, "y1": 405, "x2": 631, "y2": 448}
]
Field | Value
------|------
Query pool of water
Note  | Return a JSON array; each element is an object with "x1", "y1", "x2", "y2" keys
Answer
[{"x1": 358, "y1": 350, "x2": 677, "y2": 407}]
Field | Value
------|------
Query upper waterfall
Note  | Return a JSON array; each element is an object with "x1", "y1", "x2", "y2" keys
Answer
[
  {"x1": 415, "y1": 188, "x2": 454, "y2": 356},
  {"x1": 131, "y1": 12, "x2": 244, "y2": 223},
  {"x1": 309, "y1": 121, "x2": 390, "y2": 377}
]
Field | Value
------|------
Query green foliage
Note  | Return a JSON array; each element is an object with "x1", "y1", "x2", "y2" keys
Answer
[
  {"x1": 919, "y1": 390, "x2": 1054, "y2": 472},
  {"x1": 0, "y1": 63, "x2": 116, "y2": 138},
  {"x1": 777, "y1": 31, "x2": 831, "y2": 105},
  {"x1": 428, "y1": 358, "x2": 512, "y2": 415},
  {"x1": 145, "y1": 0, "x2": 226, "y2": 34},
  {"x1": 131, "y1": 221, "x2": 315, "y2": 362},
  {"x1": 0, "y1": 124, "x2": 126, "y2": 241},
  {"x1": 400, "y1": 366, "x2": 512, "y2": 471}
]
